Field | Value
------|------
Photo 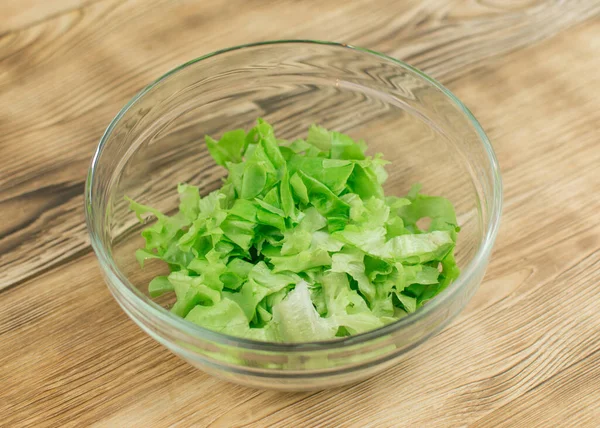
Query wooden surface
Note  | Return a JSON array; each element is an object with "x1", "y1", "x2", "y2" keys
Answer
[{"x1": 1, "y1": 0, "x2": 599, "y2": 426}]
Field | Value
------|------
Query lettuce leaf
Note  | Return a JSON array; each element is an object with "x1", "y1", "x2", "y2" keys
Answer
[
  {"x1": 128, "y1": 119, "x2": 461, "y2": 342},
  {"x1": 272, "y1": 281, "x2": 337, "y2": 342},
  {"x1": 205, "y1": 129, "x2": 247, "y2": 166}
]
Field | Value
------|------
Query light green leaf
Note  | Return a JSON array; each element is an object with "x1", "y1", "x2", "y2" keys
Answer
[{"x1": 272, "y1": 281, "x2": 337, "y2": 342}]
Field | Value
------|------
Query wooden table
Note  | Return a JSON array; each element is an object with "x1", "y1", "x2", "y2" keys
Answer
[{"x1": 2, "y1": 1, "x2": 599, "y2": 426}]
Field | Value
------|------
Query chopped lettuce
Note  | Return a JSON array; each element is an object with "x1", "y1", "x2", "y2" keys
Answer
[
  {"x1": 128, "y1": 119, "x2": 460, "y2": 342},
  {"x1": 272, "y1": 281, "x2": 337, "y2": 342}
]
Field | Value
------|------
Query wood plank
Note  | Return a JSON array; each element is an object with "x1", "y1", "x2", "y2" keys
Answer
[
  {"x1": 1, "y1": 19, "x2": 599, "y2": 426},
  {"x1": 471, "y1": 350, "x2": 600, "y2": 427},
  {"x1": 1, "y1": 0, "x2": 598, "y2": 290},
  {"x1": 0, "y1": 0, "x2": 98, "y2": 33}
]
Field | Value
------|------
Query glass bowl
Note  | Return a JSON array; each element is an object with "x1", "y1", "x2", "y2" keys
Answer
[{"x1": 85, "y1": 41, "x2": 502, "y2": 391}]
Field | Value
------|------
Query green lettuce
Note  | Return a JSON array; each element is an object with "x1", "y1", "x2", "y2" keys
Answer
[{"x1": 128, "y1": 119, "x2": 460, "y2": 342}]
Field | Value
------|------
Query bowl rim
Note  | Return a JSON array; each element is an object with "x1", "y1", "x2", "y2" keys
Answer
[{"x1": 85, "y1": 39, "x2": 502, "y2": 353}]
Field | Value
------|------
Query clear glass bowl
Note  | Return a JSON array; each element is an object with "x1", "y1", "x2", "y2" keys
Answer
[{"x1": 85, "y1": 41, "x2": 502, "y2": 391}]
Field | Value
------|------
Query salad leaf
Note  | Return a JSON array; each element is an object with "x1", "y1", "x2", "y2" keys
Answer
[
  {"x1": 128, "y1": 119, "x2": 461, "y2": 342},
  {"x1": 205, "y1": 129, "x2": 247, "y2": 166},
  {"x1": 148, "y1": 276, "x2": 173, "y2": 298},
  {"x1": 268, "y1": 247, "x2": 332, "y2": 273},
  {"x1": 272, "y1": 281, "x2": 337, "y2": 342},
  {"x1": 169, "y1": 271, "x2": 221, "y2": 317},
  {"x1": 320, "y1": 272, "x2": 384, "y2": 334},
  {"x1": 331, "y1": 249, "x2": 375, "y2": 302}
]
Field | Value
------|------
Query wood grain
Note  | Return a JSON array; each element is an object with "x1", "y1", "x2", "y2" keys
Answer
[
  {"x1": 1, "y1": 0, "x2": 599, "y2": 426},
  {"x1": 0, "y1": 0, "x2": 99, "y2": 33}
]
